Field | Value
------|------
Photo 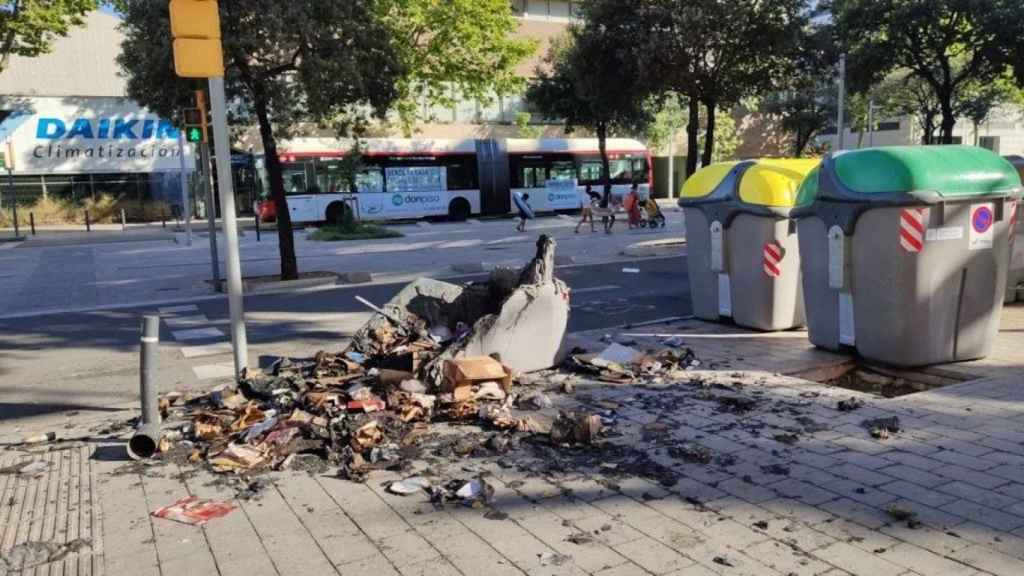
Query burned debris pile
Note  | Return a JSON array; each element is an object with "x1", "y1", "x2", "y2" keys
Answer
[{"x1": 150, "y1": 236, "x2": 599, "y2": 479}]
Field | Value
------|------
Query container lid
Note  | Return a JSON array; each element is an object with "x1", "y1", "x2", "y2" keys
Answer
[
  {"x1": 680, "y1": 161, "x2": 742, "y2": 200},
  {"x1": 1007, "y1": 155, "x2": 1024, "y2": 181},
  {"x1": 829, "y1": 146, "x2": 1022, "y2": 199},
  {"x1": 738, "y1": 159, "x2": 820, "y2": 207}
]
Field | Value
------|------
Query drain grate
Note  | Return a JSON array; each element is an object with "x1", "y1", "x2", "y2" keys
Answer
[{"x1": 791, "y1": 361, "x2": 975, "y2": 398}]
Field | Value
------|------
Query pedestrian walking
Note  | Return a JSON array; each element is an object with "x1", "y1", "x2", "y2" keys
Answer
[
  {"x1": 575, "y1": 185, "x2": 601, "y2": 233},
  {"x1": 624, "y1": 183, "x2": 642, "y2": 229},
  {"x1": 514, "y1": 192, "x2": 534, "y2": 232}
]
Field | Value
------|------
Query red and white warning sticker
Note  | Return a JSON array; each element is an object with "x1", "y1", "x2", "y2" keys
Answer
[
  {"x1": 1009, "y1": 201, "x2": 1018, "y2": 246},
  {"x1": 763, "y1": 241, "x2": 784, "y2": 278},
  {"x1": 969, "y1": 203, "x2": 995, "y2": 251},
  {"x1": 899, "y1": 208, "x2": 928, "y2": 253}
]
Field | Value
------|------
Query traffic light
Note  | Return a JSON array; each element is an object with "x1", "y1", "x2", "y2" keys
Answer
[
  {"x1": 182, "y1": 107, "x2": 206, "y2": 143},
  {"x1": 169, "y1": 0, "x2": 224, "y2": 78}
]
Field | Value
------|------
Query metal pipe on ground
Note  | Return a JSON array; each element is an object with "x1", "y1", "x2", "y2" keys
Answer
[{"x1": 128, "y1": 315, "x2": 162, "y2": 460}]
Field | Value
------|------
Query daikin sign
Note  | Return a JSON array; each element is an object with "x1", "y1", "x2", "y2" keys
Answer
[{"x1": 0, "y1": 97, "x2": 190, "y2": 174}]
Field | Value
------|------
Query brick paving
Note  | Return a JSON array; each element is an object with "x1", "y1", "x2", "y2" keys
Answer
[{"x1": 3, "y1": 306, "x2": 1024, "y2": 575}]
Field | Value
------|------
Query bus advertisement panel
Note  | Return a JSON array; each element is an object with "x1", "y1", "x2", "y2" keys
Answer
[{"x1": 544, "y1": 179, "x2": 581, "y2": 210}]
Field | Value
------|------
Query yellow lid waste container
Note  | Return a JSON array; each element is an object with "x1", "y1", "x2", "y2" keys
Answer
[{"x1": 678, "y1": 158, "x2": 819, "y2": 331}]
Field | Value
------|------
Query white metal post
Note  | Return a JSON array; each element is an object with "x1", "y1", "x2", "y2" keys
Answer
[
  {"x1": 836, "y1": 54, "x2": 846, "y2": 152},
  {"x1": 208, "y1": 76, "x2": 248, "y2": 375},
  {"x1": 667, "y1": 126, "x2": 676, "y2": 199},
  {"x1": 177, "y1": 132, "x2": 193, "y2": 246}
]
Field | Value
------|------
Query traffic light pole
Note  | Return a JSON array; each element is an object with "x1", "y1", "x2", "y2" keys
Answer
[
  {"x1": 177, "y1": 132, "x2": 193, "y2": 246},
  {"x1": 201, "y1": 142, "x2": 222, "y2": 292},
  {"x1": 208, "y1": 76, "x2": 248, "y2": 375}
]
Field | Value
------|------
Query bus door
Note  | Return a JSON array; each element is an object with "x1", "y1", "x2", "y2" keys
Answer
[{"x1": 282, "y1": 160, "x2": 319, "y2": 222}]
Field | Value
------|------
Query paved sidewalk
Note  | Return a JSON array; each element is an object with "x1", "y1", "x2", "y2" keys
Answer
[{"x1": 3, "y1": 307, "x2": 1024, "y2": 576}]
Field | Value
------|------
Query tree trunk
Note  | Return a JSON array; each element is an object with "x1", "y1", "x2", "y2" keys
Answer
[
  {"x1": 938, "y1": 89, "x2": 956, "y2": 145},
  {"x1": 701, "y1": 99, "x2": 716, "y2": 167},
  {"x1": 597, "y1": 122, "x2": 611, "y2": 207},
  {"x1": 251, "y1": 85, "x2": 299, "y2": 280},
  {"x1": 972, "y1": 121, "x2": 980, "y2": 146},
  {"x1": 795, "y1": 128, "x2": 810, "y2": 158},
  {"x1": 685, "y1": 98, "x2": 700, "y2": 177}
]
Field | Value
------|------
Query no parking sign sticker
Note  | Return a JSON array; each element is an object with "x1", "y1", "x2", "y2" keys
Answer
[{"x1": 969, "y1": 203, "x2": 994, "y2": 251}]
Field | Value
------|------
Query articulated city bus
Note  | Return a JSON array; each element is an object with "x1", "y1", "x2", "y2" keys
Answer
[{"x1": 256, "y1": 138, "x2": 652, "y2": 223}]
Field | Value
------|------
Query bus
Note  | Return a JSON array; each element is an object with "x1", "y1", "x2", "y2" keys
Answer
[{"x1": 256, "y1": 137, "x2": 652, "y2": 223}]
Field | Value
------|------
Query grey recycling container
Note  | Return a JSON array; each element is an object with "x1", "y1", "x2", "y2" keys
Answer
[
  {"x1": 793, "y1": 146, "x2": 1023, "y2": 367},
  {"x1": 678, "y1": 158, "x2": 819, "y2": 331},
  {"x1": 1005, "y1": 156, "x2": 1024, "y2": 303}
]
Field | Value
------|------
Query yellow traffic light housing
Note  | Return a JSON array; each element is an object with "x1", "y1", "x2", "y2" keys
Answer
[{"x1": 169, "y1": 0, "x2": 224, "y2": 78}]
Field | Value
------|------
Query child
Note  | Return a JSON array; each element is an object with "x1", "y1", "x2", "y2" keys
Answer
[
  {"x1": 644, "y1": 197, "x2": 666, "y2": 228},
  {"x1": 515, "y1": 192, "x2": 533, "y2": 232}
]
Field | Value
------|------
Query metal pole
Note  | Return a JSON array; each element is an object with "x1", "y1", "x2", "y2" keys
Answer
[
  {"x1": 128, "y1": 315, "x2": 161, "y2": 460},
  {"x1": 29, "y1": 212, "x2": 35, "y2": 236},
  {"x1": 177, "y1": 132, "x2": 193, "y2": 247},
  {"x1": 867, "y1": 99, "x2": 875, "y2": 148},
  {"x1": 121, "y1": 208, "x2": 127, "y2": 232},
  {"x1": 254, "y1": 201, "x2": 261, "y2": 242},
  {"x1": 209, "y1": 76, "x2": 248, "y2": 375},
  {"x1": 667, "y1": 125, "x2": 676, "y2": 200},
  {"x1": 201, "y1": 142, "x2": 221, "y2": 292},
  {"x1": 84, "y1": 209, "x2": 90, "y2": 232},
  {"x1": 836, "y1": 54, "x2": 847, "y2": 152},
  {"x1": 6, "y1": 168, "x2": 17, "y2": 238}
]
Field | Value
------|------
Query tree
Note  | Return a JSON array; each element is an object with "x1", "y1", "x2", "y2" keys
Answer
[
  {"x1": 526, "y1": 24, "x2": 651, "y2": 204},
  {"x1": 513, "y1": 112, "x2": 545, "y2": 139},
  {"x1": 643, "y1": 94, "x2": 687, "y2": 156},
  {"x1": 379, "y1": 0, "x2": 536, "y2": 132},
  {"x1": 832, "y1": 0, "x2": 1019, "y2": 144},
  {"x1": 118, "y1": 1, "x2": 403, "y2": 281},
  {"x1": 760, "y1": 17, "x2": 837, "y2": 156},
  {"x1": 634, "y1": 0, "x2": 806, "y2": 174},
  {"x1": 956, "y1": 75, "x2": 1024, "y2": 145},
  {"x1": 0, "y1": 0, "x2": 97, "y2": 75}
]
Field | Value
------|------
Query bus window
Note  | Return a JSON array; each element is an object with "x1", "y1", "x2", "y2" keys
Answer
[
  {"x1": 549, "y1": 161, "x2": 576, "y2": 181},
  {"x1": 580, "y1": 160, "x2": 602, "y2": 182},
  {"x1": 519, "y1": 165, "x2": 546, "y2": 188},
  {"x1": 446, "y1": 161, "x2": 478, "y2": 190},
  {"x1": 318, "y1": 161, "x2": 348, "y2": 193},
  {"x1": 282, "y1": 164, "x2": 308, "y2": 195},
  {"x1": 355, "y1": 167, "x2": 384, "y2": 194},
  {"x1": 610, "y1": 158, "x2": 633, "y2": 181}
]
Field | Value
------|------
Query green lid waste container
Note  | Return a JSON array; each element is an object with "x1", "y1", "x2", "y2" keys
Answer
[
  {"x1": 793, "y1": 146, "x2": 1023, "y2": 367},
  {"x1": 679, "y1": 158, "x2": 820, "y2": 330},
  {"x1": 1005, "y1": 155, "x2": 1024, "y2": 303}
]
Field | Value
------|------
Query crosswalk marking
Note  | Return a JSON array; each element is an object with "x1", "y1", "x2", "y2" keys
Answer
[
  {"x1": 172, "y1": 327, "x2": 224, "y2": 341},
  {"x1": 164, "y1": 314, "x2": 212, "y2": 329},
  {"x1": 192, "y1": 363, "x2": 235, "y2": 380},
  {"x1": 180, "y1": 342, "x2": 233, "y2": 359},
  {"x1": 158, "y1": 304, "x2": 200, "y2": 314}
]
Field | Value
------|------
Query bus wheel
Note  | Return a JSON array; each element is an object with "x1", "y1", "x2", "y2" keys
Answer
[
  {"x1": 325, "y1": 202, "x2": 351, "y2": 226},
  {"x1": 448, "y1": 198, "x2": 471, "y2": 222}
]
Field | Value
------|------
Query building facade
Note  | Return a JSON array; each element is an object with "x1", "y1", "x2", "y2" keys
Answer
[{"x1": 0, "y1": 11, "x2": 195, "y2": 211}]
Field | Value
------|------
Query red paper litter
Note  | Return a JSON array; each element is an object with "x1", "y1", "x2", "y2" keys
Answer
[{"x1": 152, "y1": 496, "x2": 236, "y2": 525}]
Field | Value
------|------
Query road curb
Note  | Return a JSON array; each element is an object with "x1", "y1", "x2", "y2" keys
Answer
[
  {"x1": 243, "y1": 274, "x2": 338, "y2": 294},
  {"x1": 620, "y1": 238, "x2": 687, "y2": 258}
]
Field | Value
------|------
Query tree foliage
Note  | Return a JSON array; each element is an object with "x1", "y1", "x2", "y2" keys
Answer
[
  {"x1": 525, "y1": 16, "x2": 652, "y2": 203},
  {"x1": 760, "y1": 19, "x2": 838, "y2": 156},
  {"x1": 0, "y1": 0, "x2": 98, "y2": 75},
  {"x1": 832, "y1": 0, "x2": 1020, "y2": 144},
  {"x1": 379, "y1": 0, "x2": 536, "y2": 132},
  {"x1": 635, "y1": 0, "x2": 806, "y2": 174},
  {"x1": 117, "y1": 0, "x2": 403, "y2": 280}
]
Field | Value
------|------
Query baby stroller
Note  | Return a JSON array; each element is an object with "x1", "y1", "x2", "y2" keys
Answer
[{"x1": 640, "y1": 198, "x2": 666, "y2": 228}]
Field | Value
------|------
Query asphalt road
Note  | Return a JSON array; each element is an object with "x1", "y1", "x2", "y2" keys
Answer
[{"x1": 0, "y1": 255, "x2": 689, "y2": 420}]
